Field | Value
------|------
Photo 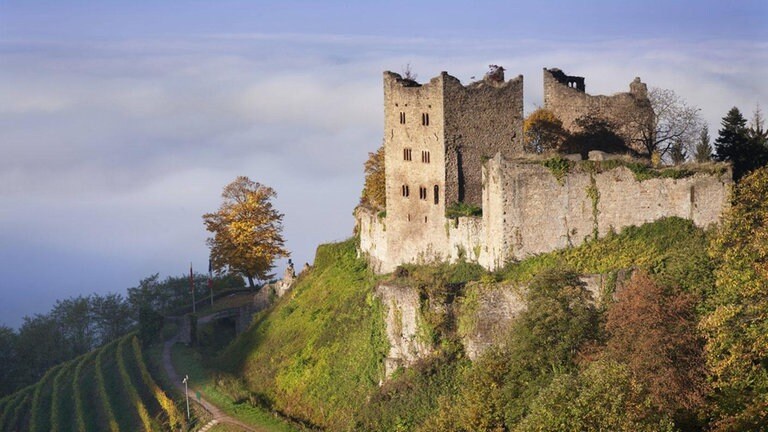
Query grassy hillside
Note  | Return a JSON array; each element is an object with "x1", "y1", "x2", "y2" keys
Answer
[
  {"x1": 209, "y1": 217, "x2": 718, "y2": 431},
  {"x1": 0, "y1": 333, "x2": 186, "y2": 432},
  {"x1": 218, "y1": 238, "x2": 388, "y2": 430}
]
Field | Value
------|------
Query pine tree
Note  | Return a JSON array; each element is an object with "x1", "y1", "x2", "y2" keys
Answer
[
  {"x1": 669, "y1": 139, "x2": 688, "y2": 165},
  {"x1": 714, "y1": 107, "x2": 767, "y2": 180},
  {"x1": 694, "y1": 125, "x2": 712, "y2": 163}
]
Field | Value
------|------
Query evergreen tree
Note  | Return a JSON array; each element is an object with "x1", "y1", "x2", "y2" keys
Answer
[
  {"x1": 714, "y1": 107, "x2": 767, "y2": 180},
  {"x1": 694, "y1": 125, "x2": 712, "y2": 163},
  {"x1": 669, "y1": 138, "x2": 688, "y2": 165}
]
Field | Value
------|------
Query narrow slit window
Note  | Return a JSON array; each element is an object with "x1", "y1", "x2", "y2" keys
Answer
[
  {"x1": 399, "y1": 112, "x2": 406, "y2": 124},
  {"x1": 421, "y1": 150, "x2": 430, "y2": 163},
  {"x1": 419, "y1": 186, "x2": 427, "y2": 200},
  {"x1": 402, "y1": 185, "x2": 410, "y2": 197},
  {"x1": 403, "y1": 148, "x2": 412, "y2": 161},
  {"x1": 434, "y1": 185, "x2": 439, "y2": 204},
  {"x1": 421, "y1": 113, "x2": 430, "y2": 126}
]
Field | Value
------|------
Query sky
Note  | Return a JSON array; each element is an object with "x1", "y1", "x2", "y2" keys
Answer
[{"x1": 1, "y1": 0, "x2": 766, "y2": 328}]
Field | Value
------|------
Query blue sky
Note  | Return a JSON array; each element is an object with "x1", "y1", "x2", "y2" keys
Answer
[{"x1": 1, "y1": 0, "x2": 766, "y2": 327}]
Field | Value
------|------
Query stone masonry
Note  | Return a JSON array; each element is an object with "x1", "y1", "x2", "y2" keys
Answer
[
  {"x1": 359, "y1": 67, "x2": 732, "y2": 274},
  {"x1": 543, "y1": 68, "x2": 653, "y2": 154},
  {"x1": 382, "y1": 70, "x2": 524, "y2": 273}
]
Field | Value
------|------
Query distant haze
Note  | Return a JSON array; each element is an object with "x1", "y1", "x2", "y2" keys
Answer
[{"x1": 1, "y1": 0, "x2": 766, "y2": 327}]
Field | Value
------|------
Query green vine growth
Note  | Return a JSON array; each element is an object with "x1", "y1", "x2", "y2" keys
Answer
[
  {"x1": 542, "y1": 156, "x2": 571, "y2": 185},
  {"x1": 585, "y1": 175, "x2": 600, "y2": 240}
]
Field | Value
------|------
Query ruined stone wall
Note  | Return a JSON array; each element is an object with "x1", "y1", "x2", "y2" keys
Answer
[
  {"x1": 485, "y1": 157, "x2": 733, "y2": 267},
  {"x1": 383, "y1": 72, "x2": 449, "y2": 272},
  {"x1": 443, "y1": 74, "x2": 524, "y2": 206},
  {"x1": 543, "y1": 68, "x2": 653, "y2": 154},
  {"x1": 356, "y1": 207, "x2": 388, "y2": 273},
  {"x1": 360, "y1": 158, "x2": 731, "y2": 274}
]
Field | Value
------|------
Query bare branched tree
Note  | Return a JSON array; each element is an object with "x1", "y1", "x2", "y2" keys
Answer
[{"x1": 624, "y1": 88, "x2": 702, "y2": 160}]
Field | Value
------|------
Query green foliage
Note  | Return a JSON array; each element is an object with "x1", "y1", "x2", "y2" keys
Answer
[
  {"x1": 116, "y1": 336, "x2": 153, "y2": 431},
  {"x1": 695, "y1": 125, "x2": 713, "y2": 163},
  {"x1": 95, "y1": 340, "x2": 121, "y2": 432},
  {"x1": 579, "y1": 158, "x2": 724, "y2": 181},
  {"x1": 28, "y1": 362, "x2": 61, "y2": 432},
  {"x1": 702, "y1": 166, "x2": 768, "y2": 429},
  {"x1": 131, "y1": 337, "x2": 185, "y2": 430},
  {"x1": 500, "y1": 217, "x2": 711, "y2": 290},
  {"x1": 219, "y1": 238, "x2": 388, "y2": 429},
  {"x1": 73, "y1": 351, "x2": 96, "y2": 432},
  {"x1": 0, "y1": 386, "x2": 34, "y2": 431},
  {"x1": 8, "y1": 391, "x2": 32, "y2": 431},
  {"x1": 542, "y1": 156, "x2": 571, "y2": 185},
  {"x1": 516, "y1": 359, "x2": 675, "y2": 432},
  {"x1": 714, "y1": 106, "x2": 768, "y2": 180},
  {"x1": 445, "y1": 202, "x2": 482, "y2": 218},
  {"x1": 50, "y1": 361, "x2": 76, "y2": 432},
  {"x1": 170, "y1": 343, "x2": 298, "y2": 431},
  {"x1": 431, "y1": 269, "x2": 599, "y2": 430},
  {"x1": 585, "y1": 175, "x2": 600, "y2": 239},
  {"x1": 389, "y1": 261, "x2": 486, "y2": 349},
  {"x1": 357, "y1": 351, "x2": 468, "y2": 432}
]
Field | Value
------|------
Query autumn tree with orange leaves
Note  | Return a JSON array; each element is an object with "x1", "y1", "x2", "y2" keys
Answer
[
  {"x1": 606, "y1": 271, "x2": 707, "y2": 424},
  {"x1": 203, "y1": 176, "x2": 289, "y2": 289}
]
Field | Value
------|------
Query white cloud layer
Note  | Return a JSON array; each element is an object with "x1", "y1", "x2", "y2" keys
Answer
[{"x1": 0, "y1": 34, "x2": 766, "y2": 326}]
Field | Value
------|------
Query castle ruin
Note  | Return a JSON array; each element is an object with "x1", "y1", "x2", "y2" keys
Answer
[{"x1": 357, "y1": 67, "x2": 732, "y2": 274}]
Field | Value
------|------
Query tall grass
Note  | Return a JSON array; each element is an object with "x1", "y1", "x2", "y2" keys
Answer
[{"x1": 220, "y1": 238, "x2": 389, "y2": 430}]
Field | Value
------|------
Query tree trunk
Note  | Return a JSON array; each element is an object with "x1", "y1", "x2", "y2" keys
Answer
[{"x1": 247, "y1": 276, "x2": 255, "y2": 290}]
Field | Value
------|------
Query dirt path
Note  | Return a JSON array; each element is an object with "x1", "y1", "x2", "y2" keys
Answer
[{"x1": 162, "y1": 336, "x2": 262, "y2": 432}]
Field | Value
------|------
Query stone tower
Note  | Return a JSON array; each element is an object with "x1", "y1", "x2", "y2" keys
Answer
[{"x1": 382, "y1": 70, "x2": 524, "y2": 266}]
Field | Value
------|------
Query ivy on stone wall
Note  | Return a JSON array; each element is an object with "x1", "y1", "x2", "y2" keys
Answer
[
  {"x1": 542, "y1": 156, "x2": 571, "y2": 185},
  {"x1": 585, "y1": 175, "x2": 600, "y2": 240}
]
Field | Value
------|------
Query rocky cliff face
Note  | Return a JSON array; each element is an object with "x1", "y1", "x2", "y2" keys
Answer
[{"x1": 377, "y1": 272, "x2": 623, "y2": 372}]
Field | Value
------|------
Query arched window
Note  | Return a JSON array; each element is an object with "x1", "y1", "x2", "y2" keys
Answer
[{"x1": 434, "y1": 185, "x2": 439, "y2": 204}]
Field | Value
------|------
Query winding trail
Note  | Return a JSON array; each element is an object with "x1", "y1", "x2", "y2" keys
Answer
[{"x1": 162, "y1": 336, "x2": 261, "y2": 432}]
